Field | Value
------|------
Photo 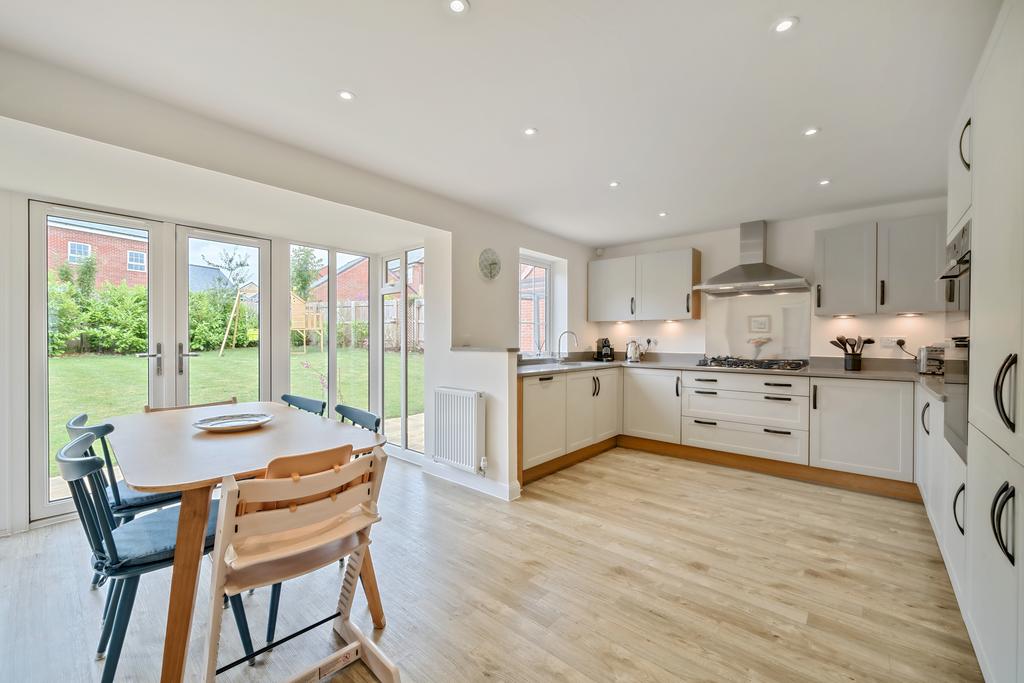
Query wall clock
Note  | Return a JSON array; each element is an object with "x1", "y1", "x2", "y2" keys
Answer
[{"x1": 478, "y1": 248, "x2": 501, "y2": 280}]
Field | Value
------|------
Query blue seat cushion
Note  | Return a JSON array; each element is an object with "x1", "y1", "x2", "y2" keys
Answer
[
  {"x1": 109, "y1": 499, "x2": 220, "y2": 568},
  {"x1": 108, "y1": 479, "x2": 181, "y2": 513}
]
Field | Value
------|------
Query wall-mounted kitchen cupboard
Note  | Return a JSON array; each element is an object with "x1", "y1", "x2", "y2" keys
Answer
[
  {"x1": 808, "y1": 378, "x2": 914, "y2": 482},
  {"x1": 948, "y1": 91, "x2": 973, "y2": 237},
  {"x1": 812, "y1": 214, "x2": 946, "y2": 316},
  {"x1": 588, "y1": 249, "x2": 700, "y2": 322}
]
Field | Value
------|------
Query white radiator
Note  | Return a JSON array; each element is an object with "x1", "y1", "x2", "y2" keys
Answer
[{"x1": 433, "y1": 387, "x2": 486, "y2": 474}]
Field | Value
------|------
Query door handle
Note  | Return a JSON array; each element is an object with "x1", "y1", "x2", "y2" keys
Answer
[
  {"x1": 952, "y1": 483, "x2": 965, "y2": 536},
  {"x1": 812, "y1": 384, "x2": 818, "y2": 409},
  {"x1": 596, "y1": 376, "x2": 601, "y2": 396},
  {"x1": 686, "y1": 292, "x2": 690, "y2": 314},
  {"x1": 177, "y1": 342, "x2": 199, "y2": 376},
  {"x1": 135, "y1": 342, "x2": 163, "y2": 376},
  {"x1": 675, "y1": 376, "x2": 681, "y2": 397},
  {"x1": 592, "y1": 376, "x2": 597, "y2": 397},
  {"x1": 816, "y1": 284, "x2": 821, "y2": 308},
  {"x1": 694, "y1": 378, "x2": 717, "y2": 383},
  {"x1": 695, "y1": 389, "x2": 717, "y2": 395},
  {"x1": 538, "y1": 376, "x2": 554, "y2": 382},
  {"x1": 763, "y1": 395, "x2": 792, "y2": 401},
  {"x1": 959, "y1": 118, "x2": 971, "y2": 171},
  {"x1": 764, "y1": 428, "x2": 792, "y2": 435},
  {"x1": 921, "y1": 401, "x2": 930, "y2": 435},
  {"x1": 990, "y1": 482, "x2": 1014, "y2": 566},
  {"x1": 879, "y1": 279, "x2": 886, "y2": 307},
  {"x1": 764, "y1": 382, "x2": 792, "y2": 388},
  {"x1": 694, "y1": 419, "x2": 717, "y2": 426},
  {"x1": 994, "y1": 353, "x2": 1017, "y2": 432},
  {"x1": 630, "y1": 296, "x2": 635, "y2": 316}
]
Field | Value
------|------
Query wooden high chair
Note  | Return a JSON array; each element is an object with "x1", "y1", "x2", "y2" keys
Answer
[{"x1": 203, "y1": 445, "x2": 400, "y2": 682}]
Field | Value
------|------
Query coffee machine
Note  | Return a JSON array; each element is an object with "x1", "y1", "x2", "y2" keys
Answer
[{"x1": 594, "y1": 338, "x2": 614, "y2": 362}]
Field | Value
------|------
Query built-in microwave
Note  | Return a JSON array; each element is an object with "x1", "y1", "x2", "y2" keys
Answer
[{"x1": 941, "y1": 222, "x2": 970, "y2": 462}]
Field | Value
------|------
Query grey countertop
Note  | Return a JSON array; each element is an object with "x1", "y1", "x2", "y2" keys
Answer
[{"x1": 517, "y1": 359, "x2": 948, "y2": 401}]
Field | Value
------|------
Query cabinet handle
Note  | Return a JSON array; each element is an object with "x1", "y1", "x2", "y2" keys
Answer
[
  {"x1": 694, "y1": 378, "x2": 718, "y2": 383},
  {"x1": 630, "y1": 296, "x2": 635, "y2": 315},
  {"x1": 990, "y1": 482, "x2": 1014, "y2": 566},
  {"x1": 592, "y1": 376, "x2": 597, "y2": 397},
  {"x1": 994, "y1": 353, "x2": 1017, "y2": 432},
  {"x1": 993, "y1": 483, "x2": 1015, "y2": 566},
  {"x1": 686, "y1": 292, "x2": 691, "y2": 314},
  {"x1": 959, "y1": 118, "x2": 971, "y2": 171},
  {"x1": 952, "y1": 483, "x2": 965, "y2": 536},
  {"x1": 764, "y1": 395, "x2": 792, "y2": 401},
  {"x1": 921, "y1": 401, "x2": 930, "y2": 435},
  {"x1": 812, "y1": 384, "x2": 818, "y2": 409},
  {"x1": 946, "y1": 279, "x2": 956, "y2": 304},
  {"x1": 764, "y1": 428, "x2": 792, "y2": 435},
  {"x1": 676, "y1": 376, "x2": 681, "y2": 397},
  {"x1": 597, "y1": 376, "x2": 601, "y2": 396},
  {"x1": 694, "y1": 419, "x2": 717, "y2": 426},
  {"x1": 879, "y1": 279, "x2": 886, "y2": 307},
  {"x1": 539, "y1": 376, "x2": 554, "y2": 382},
  {"x1": 764, "y1": 382, "x2": 792, "y2": 387},
  {"x1": 816, "y1": 284, "x2": 822, "y2": 308},
  {"x1": 695, "y1": 389, "x2": 717, "y2": 395}
]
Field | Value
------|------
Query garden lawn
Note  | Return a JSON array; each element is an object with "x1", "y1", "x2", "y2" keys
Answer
[{"x1": 46, "y1": 346, "x2": 423, "y2": 476}]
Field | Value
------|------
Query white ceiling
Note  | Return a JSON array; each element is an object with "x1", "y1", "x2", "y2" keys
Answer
[{"x1": 0, "y1": 0, "x2": 1001, "y2": 247}]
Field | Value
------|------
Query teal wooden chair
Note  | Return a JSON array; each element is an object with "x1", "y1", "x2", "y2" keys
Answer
[
  {"x1": 281, "y1": 393, "x2": 327, "y2": 417},
  {"x1": 57, "y1": 433, "x2": 260, "y2": 682},
  {"x1": 335, "y1": 404, "x2": 381, "y2": 433}
]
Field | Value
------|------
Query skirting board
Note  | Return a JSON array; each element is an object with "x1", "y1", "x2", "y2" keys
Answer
[{"x1": 617, "y1": 435, "x2": 922, "y2": 503}]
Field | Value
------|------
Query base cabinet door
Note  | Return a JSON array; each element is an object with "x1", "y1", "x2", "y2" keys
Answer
[
  {"x1": 565, "y1": 372, "x2": 598, "y2": 452},
  {"x1": 623, "y1": 368, "x2": 681, "y2": 443},
  {"x1": 966, "y1": 425, "x2": 1021, "y2": 683},
  {"x1": 682, "y1": 417, "x2": 808, "y2": 465},
  {"x1": 942, "y1": 440, "x2": 967, "y2": 596},
  {"x1": 915, "y1": 389, "x2": 932, "y2": 506},
  {"x1": 593, "y1": 368, "x2": 622, "y2": 443},
  {"x1": 809, "y1": 379, "x2": 914, "y2": 481},
  {"x1": 522, "y1": 375, "x2": 567, "y2": 469}
]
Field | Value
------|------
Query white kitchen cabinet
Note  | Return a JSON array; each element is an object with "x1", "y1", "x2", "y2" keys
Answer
[
  {"x1": 813, "y1": 222, "x2": 877, "y2": 316},
  {"x1": 681, "y1": 388, "x2": 809, "y2": 431},
  {"x1": 947, "y1": 93, "x2": 973, "y2": 236},
  {"x1": 635, "y1": 249, "x2": 701, "y2": 321},
  {"x1": 588, "y1": 249, "x2": 701, "y2": 322},
  {"x1": 809, "y1": 378, "x2": 914, "y2": 482},
  {"x1": 593, "y1": 368, "x2": 622, "y2": 443},
  {"x1": 942, "y1": 440, "x2": 967, "y2": 597},
  {"x1": 970, "y1": 0, "x2": 1024, "y2": 465},
  {"x1": 521, "y1": 374, "x2": 567, "y2": 469},
  {"x1": 682, "y1": 416, "x2": 808, "y2": 465},
  {"x1": 565, "y1": 368, "x2": 621, "y2": 452},
  {"x1": 914, "y1": 388, "x2": 933, "y2": 507},
  {"x1": 966, "y1": 425, "x2": 1021, "y2": 683},
  {"x1": 876, "y1": 214, "x2": 946, "y2": 315},
  {"x1": 681, "y1": 371, "x2": 809, "y2": 396},
  {"x1": 588, "y1": 256, "x2": 635, "y2": 322},
  {"x1": 622, "y1": 368, "x2": 681, "y2": 443}
]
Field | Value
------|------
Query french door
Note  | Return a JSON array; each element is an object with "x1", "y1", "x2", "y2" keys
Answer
[
  {"x1": 380, "y1": 247, "x2": 425, "y2": 453},
  {"x1": 29, "y1": 202, "x2": 270, "y2": 521}
]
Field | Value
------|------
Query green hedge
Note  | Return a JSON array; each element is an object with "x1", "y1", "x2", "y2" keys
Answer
[{"x1": 47, "y1": 278, "x2": 258, "y2": 356}]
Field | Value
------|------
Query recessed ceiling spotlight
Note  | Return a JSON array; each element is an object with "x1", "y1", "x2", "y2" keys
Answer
[
  {"x1": 818, "y1": 178, "x2": 831, "y2": 186},
  {"x1": 523, "y1": 127, "x2": 538, "y2": 136},
  {"x1": 608, "y1": 181, "x2": 620, "y2": 188},
  {"x1": 337, "y1": 90, "x2": 355, "y2": 101},
  {"x1": 449, "y1": 0, "x2": 469, "y2": 13},
  {"x1": 774, "y1": 17, "x2": 799, "y2": 32},
  {"x1": 804, "y1": 127, "x2": 819, "y2": 136},
  {"x1": 658, "y1": 211, "x2": 668, "y2": 217}
]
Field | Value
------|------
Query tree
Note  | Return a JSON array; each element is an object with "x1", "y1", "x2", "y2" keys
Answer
[
  {"x1": 290, "y1": 246, "x2": 323, "y2": 300},
  {"x1": 203, "y1": 248, "x2": 251, "y2": 290}
]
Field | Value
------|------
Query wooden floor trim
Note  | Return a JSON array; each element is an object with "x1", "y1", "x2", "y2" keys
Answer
[
  {"x1": 523, "y1": 437, "x2": 617, "y2": 484},
  {"x1": 616, "y1": 435, "x2": 923, "y2": 503}
]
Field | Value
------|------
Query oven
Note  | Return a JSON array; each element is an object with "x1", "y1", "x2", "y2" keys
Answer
[{"x1": 941, "y1": 222, "x2": 970, "y2": 462}]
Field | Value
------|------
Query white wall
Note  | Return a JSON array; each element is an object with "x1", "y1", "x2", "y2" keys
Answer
[{"x1": 596, "y1": 197, "x2": 948, "y2": 359}]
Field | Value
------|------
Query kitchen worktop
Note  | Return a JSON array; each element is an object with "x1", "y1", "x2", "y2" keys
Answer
[{"x1": 517, "y1": 358, "x2": 948, "y2": 401}]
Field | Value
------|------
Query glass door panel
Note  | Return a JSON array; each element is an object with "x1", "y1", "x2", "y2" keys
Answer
[
  {"x1": 382, "y1": 291, "x2": 403, "y2": 445},
  {"x1": 336, "y1": 252, "x2": 370, "y2": 411},
  {"x1": 289, "y1": 244, "x2": 329, "y2": 405},
  {"x1": 177, "y1": 227, "x2": 269, "y2": 405},
  {"x1": 29, "y1": 202, "x2": 163, "y2": 520},
  {"x1": 405, "y1": 248, "x2": 425, "y2": 452}
]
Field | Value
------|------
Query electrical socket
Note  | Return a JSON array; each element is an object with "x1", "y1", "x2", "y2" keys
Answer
[{"x1": 880, "y1": 336, "x2": 906, "y2": 348}]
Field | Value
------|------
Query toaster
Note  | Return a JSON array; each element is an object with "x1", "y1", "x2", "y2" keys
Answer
[{"x1": 918, "y1": 345, "x2": 945, "y2": 375}]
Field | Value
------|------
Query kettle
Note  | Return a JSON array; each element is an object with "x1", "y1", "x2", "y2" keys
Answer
[{"x1": 626, "y1": 339, "x2": 642, "y2": 363}]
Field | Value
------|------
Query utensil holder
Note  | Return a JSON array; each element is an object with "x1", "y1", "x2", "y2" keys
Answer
[{"x1": 844, "y1": 353, "x2": 862, "y2": 371}]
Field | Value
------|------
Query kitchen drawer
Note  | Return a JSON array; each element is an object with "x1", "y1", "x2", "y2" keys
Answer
[
  {"x1": 681, "y1": 371, "x2": 808, "y2": 396},
  {"x1": 682, "y1": 417, "x2": 809, "y2": 465},
  {"x1": 681, "y1": 387, "x2": 810, "y2": 430}
]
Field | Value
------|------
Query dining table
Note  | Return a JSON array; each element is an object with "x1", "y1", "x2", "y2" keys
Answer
[{"x1": 106, "y1": 400, "x2": 388, "y2": 683}]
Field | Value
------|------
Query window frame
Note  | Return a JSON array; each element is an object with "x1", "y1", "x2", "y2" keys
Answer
[
  {"x1": 126, "y1": 249, "x2": 147, "y2": 272},
  {"x1": 67, "y1": 241, "x2": 91, "y2": 264},
  {"x1": 518, "y1": 256, "x2": 554, "y2": 358}
]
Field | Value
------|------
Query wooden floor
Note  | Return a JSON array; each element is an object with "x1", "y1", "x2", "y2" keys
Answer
[{"x1": 0, "y1": 447, "x2": 980, "y2": 682}]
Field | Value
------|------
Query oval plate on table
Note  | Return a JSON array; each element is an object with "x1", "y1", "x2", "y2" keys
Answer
[{"x1": 192, "y1": 413, "x2": 274, "y2": 433}]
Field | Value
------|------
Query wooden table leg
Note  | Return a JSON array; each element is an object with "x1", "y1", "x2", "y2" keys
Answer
[
  {"x1": 359, "y1": 547, "x2": 386, "y2": 629},
  {"x1": 160, "y1": 486, "x2": 213, "y2": 683}
]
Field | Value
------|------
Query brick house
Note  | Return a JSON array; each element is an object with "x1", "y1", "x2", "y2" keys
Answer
[{"x1": 47, "y1": 217, "x2": 148, "y2": 287}]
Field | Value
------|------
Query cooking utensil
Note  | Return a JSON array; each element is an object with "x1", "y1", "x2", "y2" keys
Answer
[
  {"x1": 837, "y1": 335, "x2": 847, "y2": 350},
  {"x1": 830, "y1": 340, "x2": 846, "y2": 352},
  {"x1": 855, "y1": 335, "x2": 863, "y2": 353}
]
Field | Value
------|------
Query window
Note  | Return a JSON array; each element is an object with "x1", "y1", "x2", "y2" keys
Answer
[
  {"x1": 127, "y1": 250, "x2": 147, "y2": 272},
  {"x1": 67, "y1": 241, "x2": 91, "y2": 264},
  {"x1": 519, "y1": 260, "x2": 550, "y2": 356}
]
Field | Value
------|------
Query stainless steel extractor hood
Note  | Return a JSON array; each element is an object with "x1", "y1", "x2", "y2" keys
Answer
[{"x1": 696, "y1": 220, "x2": 809, "y2": 295}]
